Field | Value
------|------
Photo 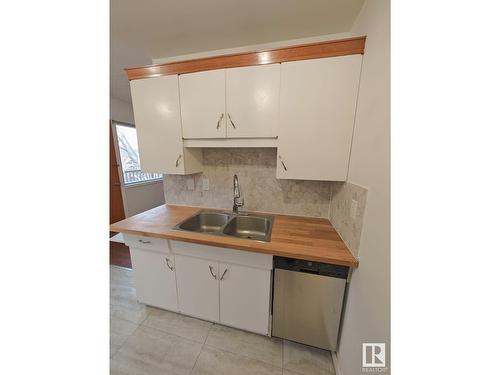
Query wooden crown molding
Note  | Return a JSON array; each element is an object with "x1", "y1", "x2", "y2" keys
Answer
[{"x1": 125, "y1": 36, "x2": 366, "y2": 80}]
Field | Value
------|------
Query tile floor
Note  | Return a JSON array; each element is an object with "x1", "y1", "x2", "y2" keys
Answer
[{"x1": 110, "y1": 265, "x2": 335, "y2": 375}]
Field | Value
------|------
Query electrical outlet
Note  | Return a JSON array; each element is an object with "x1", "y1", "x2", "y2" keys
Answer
[
  {"x1": 350, "y1": 199, "x2": 358, "y2": 219},
  {"x1": 186, "y1": 177, "x2": 195, "y2": 190},
  {"x1": 202, "y1": 177, "x2": 209, "y2": 191}
]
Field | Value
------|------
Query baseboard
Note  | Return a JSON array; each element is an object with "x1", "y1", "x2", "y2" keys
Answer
[{"x1": 332, "y1": 351, "x2": 342, "y2": 375}]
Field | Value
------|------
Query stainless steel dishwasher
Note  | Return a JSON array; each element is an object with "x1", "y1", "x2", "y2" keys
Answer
[{"x1": 272, "y1": 256, "x2": 349, "y2": 351}]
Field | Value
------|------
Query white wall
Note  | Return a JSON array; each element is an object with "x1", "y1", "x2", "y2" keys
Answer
[
  {"x1": 110, "y1": 96, "x2": 134, "y2": 124},
  {"x1": 110, "y1": 96, "x2": 165, "y2": 217},
  {"x1": 152, "y1": 32, "x2": 352, "y2": 64},
  {"x1": 336, "y1": 1, "x2": 390, "y2": 374},
  {"x1": 122, "y1": 182, "x2": 165, "y2": 217}
]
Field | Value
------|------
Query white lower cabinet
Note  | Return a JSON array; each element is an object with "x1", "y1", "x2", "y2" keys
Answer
[
  {"x1": 129, "y1": 247, "x2": 178, "y2": 312},
  {"x1": 126, "y1": 237, "x2": 272, "y2": 336},
  {"x1": 171, "y1": 241, "x2": 272, "y2": 335},
  {"x1": 219, "y1": 262, "x2": 271, "y2": 335},
  {"x1": 174, "y1": 255, "x2": 220, "y2": 322}
]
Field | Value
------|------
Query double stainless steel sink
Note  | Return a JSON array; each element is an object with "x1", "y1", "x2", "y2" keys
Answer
[{"x1": 173, "y1": 210, "x2": 274, "y2": 242}]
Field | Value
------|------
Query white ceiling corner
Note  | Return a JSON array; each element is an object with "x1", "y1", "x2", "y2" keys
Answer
[{"x1": 110, "y1": 0, "x2": 366, "y2": 102}]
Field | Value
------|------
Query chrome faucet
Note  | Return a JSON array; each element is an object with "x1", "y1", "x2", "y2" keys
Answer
[{"x1": 232, "y1": 174, "x2": 244, "y2": 214}]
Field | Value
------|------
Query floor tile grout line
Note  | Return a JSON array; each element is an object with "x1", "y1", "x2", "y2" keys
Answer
[
  {"x1": 138, "y1": 319, "x2": 209, "y2": 346},
  {"x1": 112, "y1": 312, "x2": 287, "y2": 373},
  {"x1": 202, "y1": 341, "x2": 284, "y2": 371},
  {"x1": 202, "y1": 324, "x2": 285, "y2": 368},
  {"x1": 109, "y1": 304, "x2": 152, "y2": 326},
  {"x1": 189, "y1": 323, "x2": 213, "y2": 375},
  {"x1": 111, "y1": 321, "x2": 142, "y2": 359},
  {"x1": 113, "y1": 313, "x2": 210, "y2": 362},
  {"x1": 113, "y1": 267, "x2": 328, "y2": 374},
  {"x1": 204, "y1": 323, "x2": 213, "y2": 345},
  {"x1": 282, "y1": 339, "x2": 285, "y2": 370},
  {"x1": 282, "y1": 339, "x2": 332, "y2": 375},
  {"x1": 110, "y1": 270, "x2": 154, "y2": 359},
  {"x1": 111, "y1": 310, "x2": 206, "y2": 365},
  {"x1": 110, "y1": 286, "x2": 143, "y2": 357},
  {"x1": 112, "y1": 270, "x2": 276, "y2": 372}
]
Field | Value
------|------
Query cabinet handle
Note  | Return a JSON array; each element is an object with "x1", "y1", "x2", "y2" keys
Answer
[
  {"x1": 278, "y1": 155, "x2": 288, "y2": 171},
  {"x1": 208, "y1": 265, "x2": 217, "y2": 279},
  {"x1": 227, "y1": 113, "x2": 236, "y2": 129},
  {"x1": 219, "y1": 268, "x2": 228, "y2": 280},
  {"x1": 138, "y1": 239, "x2": 151, "y2": 244},
  {"x1": 216, "y1": 113, "x2": 224, "y2": 129},
  {"x1": 175, "y1": 154, "x2": 182, "y2": 167},
  {"x1": 165, "y1": 258, "x2": 174, "y2": 271}
]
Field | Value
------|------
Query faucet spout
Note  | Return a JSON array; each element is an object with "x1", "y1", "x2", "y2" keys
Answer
[{"x1": 232, "y1": 174, "x2": 244, "y2": 214}]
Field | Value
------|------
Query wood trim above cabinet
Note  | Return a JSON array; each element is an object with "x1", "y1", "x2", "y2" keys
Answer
[{"x1": 125, "y1": 36, "x2": 366, "y2": 80}]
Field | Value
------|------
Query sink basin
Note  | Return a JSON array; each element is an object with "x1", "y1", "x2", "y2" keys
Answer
[
  {"x1": 173, "y1": 210, "x2": 274, "y2": 242},
  {"x1": 222, "y1": 215, "x2": 273, "y2": 242},
  {"x1": 175, "y1": 211, "x2": 231, "y2": 233}
]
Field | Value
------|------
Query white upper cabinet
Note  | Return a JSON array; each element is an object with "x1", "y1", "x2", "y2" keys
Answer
[
  {"x1": 276, "y1": 55, "x2": 362, "y2": 181},
  {"x1": 130, "y1": 52, "x2": 363, "y2": 177},
  {"x1": 179, "y1": 65, "x2": 279, "y2": 139},
  {"x1": 179, "y1": 69, "x2": 226, "y2": 139},
  {"x1": 130, "y1": 76, "x2": 202, "y2": 174},
  {"x1": 226, "y1": 64, "x2": 280, "y2": 138}
]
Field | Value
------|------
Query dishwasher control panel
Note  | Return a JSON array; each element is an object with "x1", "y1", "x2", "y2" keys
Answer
[{"x1": 273, "y1": 256, "x2": 349, "y2": 279}]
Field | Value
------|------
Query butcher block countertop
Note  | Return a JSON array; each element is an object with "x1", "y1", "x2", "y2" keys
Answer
[{"x1": 110, "y1": 204, "x2": 358, "y2": 267}]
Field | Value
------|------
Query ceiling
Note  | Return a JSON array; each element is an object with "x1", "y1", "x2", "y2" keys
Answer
[{"x1": 110, "y1": 0, "x2": 365, "y2": 103}]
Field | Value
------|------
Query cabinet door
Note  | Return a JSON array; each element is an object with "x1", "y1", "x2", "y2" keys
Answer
[
  {"x1": 219, "y1": 263, "x2": 271, "y2": 335},
  {"x1": 129, "y1": 248, "x2": 178, "y2": 312},
  {"x1": 226, "y1": 64, "x2": 280, "y2": 138},
  {"x1": 277, "y1": 55, "x2": 362, "y2": 181},
  {"x1": 130, "y1": 76, "x2": 186, "y2": 174},
  {"x1": 179, "y1": 69, "x2": 226, "y2": 139},
  {"x1": 174, "y1": 255, "x2": 220, "y2": 322}
]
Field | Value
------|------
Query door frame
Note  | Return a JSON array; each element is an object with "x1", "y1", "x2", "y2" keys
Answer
[{"x1": 110, "y1": 120, "x2": 131, "y2": 218}]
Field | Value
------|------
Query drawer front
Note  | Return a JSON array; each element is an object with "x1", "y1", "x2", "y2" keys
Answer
[
  {"x1": 123, "y1": 234, "x2": 170, "y2": 254},
  {"x1": 170, "y1": 240, "x2": 272, "y2": 270}
]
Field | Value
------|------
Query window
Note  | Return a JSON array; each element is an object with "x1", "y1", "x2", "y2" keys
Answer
[{"x1": 114, "y1": 122, "x2": 162, "y2": 185}]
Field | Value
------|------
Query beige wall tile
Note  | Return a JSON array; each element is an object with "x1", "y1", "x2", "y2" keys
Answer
[
  {"x1": 328, "y1": 182, "x2": 368, "y2": 256},
  {"x1": 164, "y1": 148, "x2": 333, "y2": 218}
]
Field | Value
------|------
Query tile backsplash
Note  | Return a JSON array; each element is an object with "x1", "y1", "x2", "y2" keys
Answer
[
  {"x1": 163, "y1": 148, "x2": 333, "y2": 218},
  {"x1": 328, "y1": 182, "x2": 368, "y2": 256},
  {"x1": 163, "y1": 147, "x2": 368, "y2": 255}
]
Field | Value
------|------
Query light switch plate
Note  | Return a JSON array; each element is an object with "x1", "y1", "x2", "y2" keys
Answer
[
  {"x1": 350, "y1": 199, "x2": 358, "y2": 219},
  {"x1": 186, "y1": 177, "x2": 195, "y2": 190},
  {"x1": 202, "y1": 177, "x2": 209, "y2": 191}
]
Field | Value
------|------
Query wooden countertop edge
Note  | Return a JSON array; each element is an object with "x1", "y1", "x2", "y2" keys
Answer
[{"x1": 110, "y1": 220, "x2": 359, "y2": 268}]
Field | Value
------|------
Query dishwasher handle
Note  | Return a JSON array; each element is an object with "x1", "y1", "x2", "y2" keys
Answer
[{"x1": 298, "y1": 268, "x2": 320, "y2": 275}]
